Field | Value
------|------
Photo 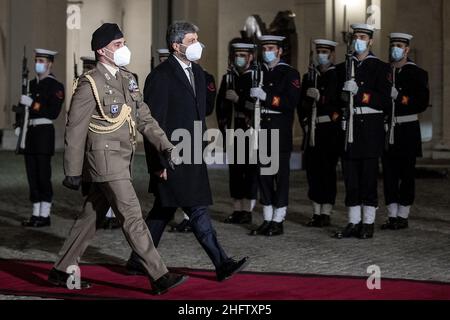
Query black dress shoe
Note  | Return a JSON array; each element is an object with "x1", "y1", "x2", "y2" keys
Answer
[
  {"x1": 396, "y1": 217, "x2": 409, "y2": 230},
  {"x1": 224, "y1": 211, "x2": 244, "y2": 224},
  {"x1": 321, "y1": 215, "x2": 331, "y2": 227},
  {"x1": 23, "y1": 216, "x2": 51, "y2": 228},
  {"x1": 358, "y1": 224, "x2": 375, "y2": 239},
  {"x1": 125, "y1": 260, "x2": 146, "y2": 276},
  {"x1": 22, "y1": 216, "x2": 40, "y2": 227},
  {"x1": 48, "y1": 268, "x2": 92, "y2": 289},
  {"x1": 381, "y1": 217, "x2": 398, "y2": 230},
  {"x1": 216, "y1": 257, "x2": 250, "y2": 282},
  {"x1": 237, "y1": 211, "x2": 252, "y2": 224},
  {"x1": 307, "y1": 215, "x2": 323, "y2": 228},
  {"x1": 170, "y1": 219, "x2": 192, "y2": 233},
  {"x1": 150, "y1": 273, "x2": 188, "y2": 295},
  {"x1": 334, "y1": 223, "x2": 362, "y2": 239},
  {"x1": 249, "y1": 221, "x2": 272, "y2": 236},
  {"x1": 266, "y1": 222, "x2": 284, "y2": 236}
]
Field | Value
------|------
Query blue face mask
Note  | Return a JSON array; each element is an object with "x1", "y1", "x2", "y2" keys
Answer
[
  {"x1": 234, "y1": 56, "x2": 247, "y2": 68},
  {"x1": 317, "y1": 53, "x2": 330, "y2": 66},
  {"x1": 391, "y1": 47, "x2": 405, "y2": 62},
  {"x1": 263, "y1": 51, "x2": 277, "y2": 63},
  {"x1": 354, "y1": 39, "x2": 368, "y2": 55},
  {"x1": 35, "y1": 62, "x2": 47, "y2": 74}
]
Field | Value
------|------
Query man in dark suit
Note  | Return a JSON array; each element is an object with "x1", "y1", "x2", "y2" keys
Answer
[{"x1": 126, "y1": 21, "x2": 249, "y2": 282}]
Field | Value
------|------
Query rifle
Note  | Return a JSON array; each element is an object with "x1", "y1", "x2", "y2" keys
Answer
[
  {"x1": 308, "y1": 39, "x2": 318, "y2": 148},
  {"x1": 12, "y1": 46, "x2": 30, "y2": 155},
  {"x1": 251, "y1": 43, "x2": 263, "y2": 151},
  {"x1": 387, "y1": 67, "x2": 396, "y2": 147},
  {"x1": 343, "y1": 29, "x2": 355, "y2": 151}
]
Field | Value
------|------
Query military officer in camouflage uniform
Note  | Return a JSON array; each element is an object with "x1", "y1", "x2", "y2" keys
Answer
[{"x1": 48, "y1": 23, "x2": 187, "y2": 295}]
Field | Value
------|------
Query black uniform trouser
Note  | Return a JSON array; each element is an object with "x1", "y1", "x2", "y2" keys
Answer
[
  {"x1": 342, "y1": 157, "x2": 379, "y2": 207},
  {"x1": 258, "y1": 152, "x2": 291, "y2": 208},
  {"x1": 229, "y1": 164, "x2": 258, "y2": 200},
  {"x1": 382, "y1": 152, "x2": 416, "y2": 206},
  {"x1": 305, "y1": 147, "x2": 339, "y2": 205},
  {"x1": 25, "y1": 154, "x2": 53, "y2": 203},
  {"x1": 129, "y1": 198, "x2": 229, "y2": 269}
]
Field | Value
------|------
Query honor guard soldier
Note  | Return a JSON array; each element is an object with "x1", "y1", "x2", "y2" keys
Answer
[
  {"x1": 299, "y1": 39, "x2": 341, "y2": 228},
  {"x1": 382, "y1": 33, "x2": 430, "y2": 231},
  {"x1": 249, "y1": 35, "x2": 301, "y2": 237},
  {"x1": 20, "y1": 49, "x2": 65, "y2": 228},
  {"x1": 48, "y1": 23, "x2": 187, "y2": 294},
  {"x1": 335, "y1": 24, "x2": 391, "y2": 240},
  {"x1": 217, "y1": 42, "x2": 258, "y2": 225}
]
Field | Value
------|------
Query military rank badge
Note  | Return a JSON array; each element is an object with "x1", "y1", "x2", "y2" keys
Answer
[
  {"x1": 272, "y1": 96, "x2": 281, "y2": 107},
  {"x1": 111, "y1": 104, "x2": 119, "y2": 115},
  {"x1": 401, "y1": 96, "x2": 410, "y2": 106},
  {"x1": 129, "y1": 79, "x2": 139, "y2": 92}
]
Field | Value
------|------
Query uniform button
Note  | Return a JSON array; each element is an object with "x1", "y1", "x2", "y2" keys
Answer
[{"x1": 105, "y1": 144, "x2": 109, "y2": 148}]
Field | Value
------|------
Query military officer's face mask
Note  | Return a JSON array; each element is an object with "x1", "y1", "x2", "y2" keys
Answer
[
  {"x1": 353, "y1": 39, "x2": 369, "y2": 55},
  {"x1": 180, "y1": 42, "x2": 203, "y2": 62},
  {"x1": 263, "y1": 50, "x2": 278, "y2": 64},
  {"x1": 35, "y1": 62, "x2": 47, "y2": 74},
  {"x1": 234, "y1": 56, "x2": 247, "y2": 68},
  {"x1": 391, "y1": 46, "x2": 405, "y2": 62},
  {"x1": 317, "y1": 53, "x2": 330, "y2": 66},
  {"x1": 105, "y1": 45, "x2": 132, "y2": 67}
]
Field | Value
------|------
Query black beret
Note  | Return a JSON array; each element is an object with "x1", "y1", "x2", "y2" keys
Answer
[{"x1": 91, "y1": 23, "x2": 124, "y2": 51}]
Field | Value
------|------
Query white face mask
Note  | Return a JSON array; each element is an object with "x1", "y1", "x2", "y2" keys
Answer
[
  {"x1": 105, "y1": 46, "x2": 131, "y2": 67},
  {"x1": 181, "y1": 42, "x2": 203, "y2": 62}
]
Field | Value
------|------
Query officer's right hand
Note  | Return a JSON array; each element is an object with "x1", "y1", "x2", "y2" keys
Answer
[
  {"x1": 343, "y1": 80, "x2": 359, "y2": 95},
  {"x1": 391, "y1": 87, "x2": 399, "y2": 100},
  {"x1": 306, "y1": 88, "x2": 321, "y2": 102},
  {"x1": 163, "y1": 147, "x2": 182, "y2": 171},
  {"x1": 20, "y1": 95, "x2": 33, "y2": 107},
  {"x1": 63, "y1": 176, "x2": 82, "y2": 191},
  {"x1": 225, "y1": 90, "x2": 239, "y2": 103}
]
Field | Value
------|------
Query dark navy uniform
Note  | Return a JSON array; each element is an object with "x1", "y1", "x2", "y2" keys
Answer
[
  {"x1": 257, "y1": 61, "x2": 301, "y2": 225},
  {"x1": 382, "y1": 61, "x2": 429, "y2": 224},
  {"x1": 299, "y1": 65, "x2": 341, "y2": 222},
  {"x1": 25, "y1": 75, "x2": 64, "y2": 204},
  {"x1": 335, "y1": 50, "x2": 391, "y2": 239},
  {"x1": 217, "y1": 69, "x2": 258, "y2": 220}
]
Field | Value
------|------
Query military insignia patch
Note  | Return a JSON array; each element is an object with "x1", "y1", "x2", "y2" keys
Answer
[
  {"x1": 55, "y1": 90, "x2": 64, "y2": 100},
  {"x1": 401, "y1": 96, "x2": 410, "y2": 105},
  {"x1": 291, "y1": 79, "x2": 301, "y2": 89},
  {"x1": 362, "y1": 93, "x2": 371, "y2": 105},
  {"x1": 32, "y1": 102, "x2": 41, "y2": 112},
  {"x1": 272, "y1": 96, "x2": 281, "y2": 107},
  {"x1": 207, "y1": 82, "x2": 216, "y2": 92},
  {"x1": 129, "y1": 79, "x2": 139, "y2": 92},
  {"x1": 111, "y1": 104, "x2": 119, "y2": 115}
]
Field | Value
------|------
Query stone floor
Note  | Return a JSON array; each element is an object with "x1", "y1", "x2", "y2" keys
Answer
[{"x1": 0, "y1": 151, "x2": 449, "y2": 300}]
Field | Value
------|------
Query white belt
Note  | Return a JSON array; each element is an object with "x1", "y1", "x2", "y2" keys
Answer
[
  {"x1": 316, "y1": 115, "x2": 332, "y2": 124},
  {"x1": 354, "y1": 107, "x2": 383, "y2": 115},
  {"x1": 395, "y1": 114, "x2": 418, "y2": 124},
  {"x1": 29, "y1": 118, "x2": 53, "y2": 126},
  {"x1": 262, "y1": 109, "x2": 282, "y2": 115}
]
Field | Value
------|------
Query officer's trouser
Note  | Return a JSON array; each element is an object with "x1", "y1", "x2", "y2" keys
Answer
[
  {"x1": 54, "y1": 180, "x2": 168, "y2": 280},
  {"x1": 342, "y1": 158, "x2": 379, "y2": 208}
]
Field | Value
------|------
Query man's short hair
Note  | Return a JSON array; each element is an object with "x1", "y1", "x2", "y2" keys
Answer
[{"x1": 166, "y1": 21, "x2": 199, "y2": 53}]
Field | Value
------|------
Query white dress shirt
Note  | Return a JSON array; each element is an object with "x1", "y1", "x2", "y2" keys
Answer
[
  {"x1": 101, "y1": 62, "x2": 119, "y2": 78},
  {"x1": 173, "y1": 54, "x2": 193, "y2": 85}
]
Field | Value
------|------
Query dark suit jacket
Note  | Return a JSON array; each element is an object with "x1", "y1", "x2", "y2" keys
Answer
[{"x1": 143, "y1": 55, "x2": 213, "y2": 207}]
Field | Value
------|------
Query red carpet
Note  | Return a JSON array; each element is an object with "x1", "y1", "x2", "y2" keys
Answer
[{"x1": 0, "y1": 259, "x2": 449, "y2": 300}]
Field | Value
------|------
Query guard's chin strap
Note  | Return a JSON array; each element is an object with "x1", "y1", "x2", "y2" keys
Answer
[{"x1": 84, "y1": 74, "x2": 136, "y2": 138}]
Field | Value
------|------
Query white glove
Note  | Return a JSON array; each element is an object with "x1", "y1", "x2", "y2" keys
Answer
[
  {"x1": 20, "y1": 95, "x2": 33, "y2": 107},
  {"x1": 343, "y1": 80, "x2": 359, "y2": 96},
  {"x1": 250, "y1": 87, "x2": 267, "y2": 101},
  {"x1": 15, "y1": 127, "x2": 21, "y2": 137},
  {"x1": 391, "y1": 87, "x2": 399, "y2": 100},
  {"x1": 225, "y1": 90, "x2": 239, "y2": 103},
  {"x1": 306, "y1": 88, "x2": 321, "y2": 102}
]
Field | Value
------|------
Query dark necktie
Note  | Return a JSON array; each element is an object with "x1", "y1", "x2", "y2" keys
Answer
[{"x1": 186, "y1": 67, "x2": 196, "y2": 96}]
